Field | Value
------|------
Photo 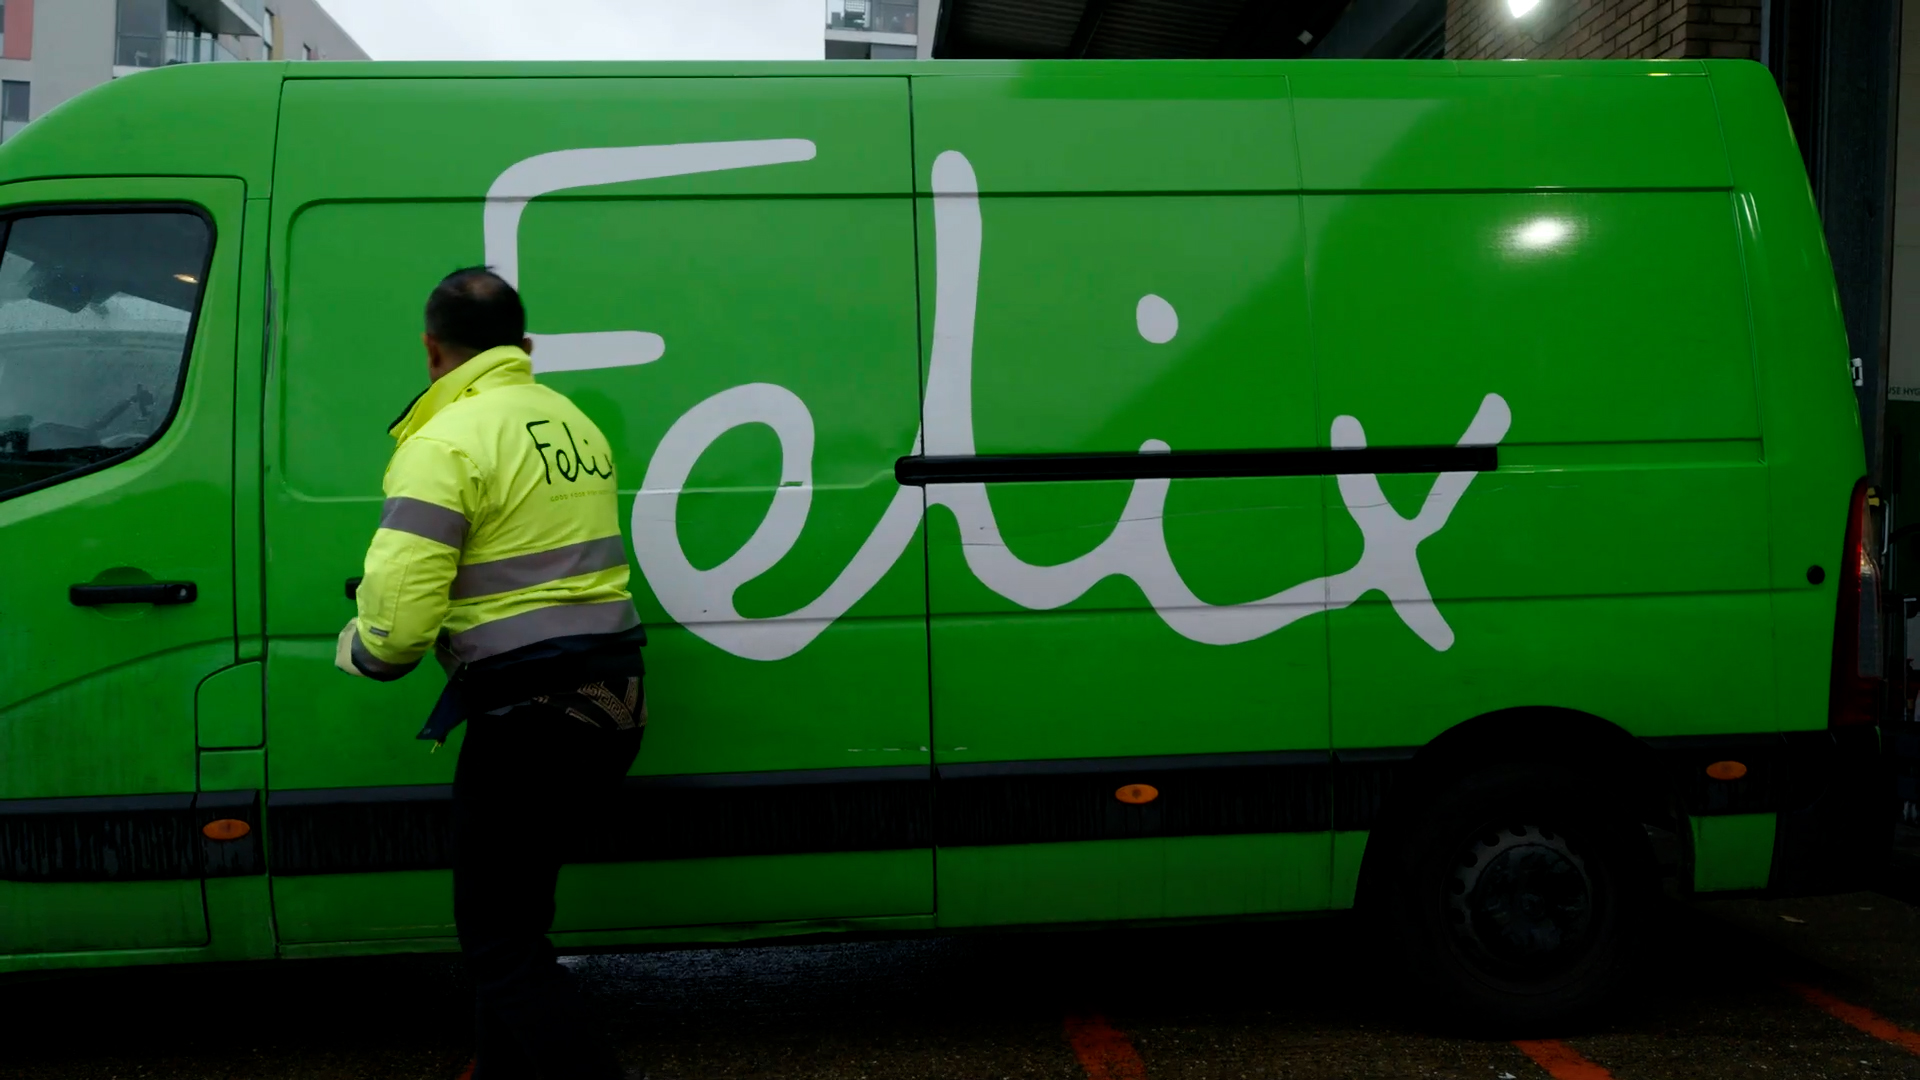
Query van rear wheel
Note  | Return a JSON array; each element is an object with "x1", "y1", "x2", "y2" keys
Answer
[{"x1": 1386, "y1": 765, "x2": 1647, "y2": 1027}]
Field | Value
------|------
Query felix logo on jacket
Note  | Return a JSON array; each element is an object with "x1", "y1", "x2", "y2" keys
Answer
[{"x1": 524, "y1": 418, "x2": 613, "y2": 489}]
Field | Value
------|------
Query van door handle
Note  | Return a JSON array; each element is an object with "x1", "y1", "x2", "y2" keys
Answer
[{"x1": 69, "y1": 582, "x2": 198, "y2": 606}]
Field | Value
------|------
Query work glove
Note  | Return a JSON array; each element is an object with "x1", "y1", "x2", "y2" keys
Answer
[{"x1": 334, "y1": 619, "x2": 367, "y2": 678}]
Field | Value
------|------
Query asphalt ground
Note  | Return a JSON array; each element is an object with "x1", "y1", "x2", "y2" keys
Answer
[{"x1": 11, "y1": 882, "x2": 1920, "y2": 1080}]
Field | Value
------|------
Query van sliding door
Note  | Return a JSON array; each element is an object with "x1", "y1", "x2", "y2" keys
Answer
[
  {"x1": 265, "y1": 76, "x2": 930, "y2": 944},
  {"x1": 907, "y1": 75, "x2": 1335, "y2": 927}
]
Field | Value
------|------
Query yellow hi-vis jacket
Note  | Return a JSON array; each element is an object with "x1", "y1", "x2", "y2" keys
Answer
[{"x1": 335, "y1": 345, "x2": 638, "y2": 680}]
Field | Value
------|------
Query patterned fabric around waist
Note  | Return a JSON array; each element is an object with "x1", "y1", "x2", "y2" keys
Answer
[{"x1": 522, "y1": 677, "x2": 646, "y2": 732}]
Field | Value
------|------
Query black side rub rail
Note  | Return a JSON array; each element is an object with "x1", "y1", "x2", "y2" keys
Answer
[
  {"x1": 895, "y1": 445, "x2": 1498, "y2": 486},
  {"x1": 2, "y1": 735, "x2": 1832, "y2": 882},
  {"x1": 0, "y1": 790, "x2": 260, "y2": 881}
]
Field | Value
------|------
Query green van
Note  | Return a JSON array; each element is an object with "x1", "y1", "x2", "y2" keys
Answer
[{"x1": 0, "y1": 58, "x2": 1887, "y2": 1021}]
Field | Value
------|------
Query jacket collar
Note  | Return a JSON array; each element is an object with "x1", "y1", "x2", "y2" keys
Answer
[{"x1": 388, "y1": 346, "x2": 534, "y2": 442}]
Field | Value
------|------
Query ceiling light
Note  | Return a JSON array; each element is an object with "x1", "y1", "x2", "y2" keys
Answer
[
  {"x1": 173, "y1": 273, "x2": 198, "y2": 284},
  {"x1": 1508, "y1": 0, "x2": 1540, "y2": 15}
]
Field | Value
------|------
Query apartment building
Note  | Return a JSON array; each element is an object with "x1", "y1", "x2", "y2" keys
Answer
[
  {"x1": 0, "y1": 0, "x2": 366, "y2": 139},
  {"x1": 826, "y1": 0, "x2": 941, "y2": 58}
]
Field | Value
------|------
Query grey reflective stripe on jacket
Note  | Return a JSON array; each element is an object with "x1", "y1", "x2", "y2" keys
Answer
[
  {"x1": 448, "y1": 598, "x2": 641, "y2": 663},
  {"x1": 450, "y1": 535, "x2": 629, "y2": 600},
  {"x1": 379, "y1": 496, "x2": 470, "y2": 548}
]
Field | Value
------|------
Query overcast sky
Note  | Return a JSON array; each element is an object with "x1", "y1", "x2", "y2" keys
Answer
[{"x1": 318, "y1": 0, "x2": 824, "y2": 61}]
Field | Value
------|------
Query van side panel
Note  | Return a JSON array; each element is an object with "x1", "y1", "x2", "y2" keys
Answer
[
  {"x1": 1296, "y1": 66, "x2": 1780, "y2": 900},
  {"x1": 1298, "y1": 68, "x2": 1770, "y2": 741},
  {"x1": 1308, "y1": 187, "x2": 1771, "y2": 748},
  {"x1": 1707, "y1": 60, "x2": 1864, "y2": 732}
]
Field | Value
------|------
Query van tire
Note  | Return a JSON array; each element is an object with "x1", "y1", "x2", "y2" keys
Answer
[{"x1": 1384, "y1": 763, "x2": 1648, "y2": 1028}]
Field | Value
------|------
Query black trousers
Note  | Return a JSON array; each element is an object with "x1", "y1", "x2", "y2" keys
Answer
[{"x1": 453, "y1": 700, "x2": 643, "y2": 1080}]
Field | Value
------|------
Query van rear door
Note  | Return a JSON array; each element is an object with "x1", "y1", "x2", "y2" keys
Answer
[{"x1": 0, "y1": 177, "x2": 249, "y2": 957}]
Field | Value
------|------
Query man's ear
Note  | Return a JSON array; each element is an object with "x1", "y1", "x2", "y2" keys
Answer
[{"x1": 521, "y1": 336, "x2": 535, "y2": 356}]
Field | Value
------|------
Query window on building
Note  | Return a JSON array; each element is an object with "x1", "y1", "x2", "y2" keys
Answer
[
  {"x1": 1, "y1": 1, "x2": 7, "y2": 58},
  {"x1": 0, "y1": 211, "x2": 213, "y2": 500},
  {"x1": 0, "y1": 82, "x2": 27, "y2": 143},
  {"x1": 302, "y1": 43, "x2": 318, "y2": 61},
  {"x1": 826, "y1": 0, "x2": 915, "y2": 36},
  {"x1": 872, "y1": 1, "x2": 916, "y2": 34},
  {"x1": 116, "y1": 0, "x2": 237, "y2": 68}
]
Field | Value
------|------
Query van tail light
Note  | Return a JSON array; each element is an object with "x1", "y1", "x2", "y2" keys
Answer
[{"x1": 1831, "y1": 479, "x2": 1886, "y2": 727}]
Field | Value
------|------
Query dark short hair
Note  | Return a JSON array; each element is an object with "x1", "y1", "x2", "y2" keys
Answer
[{"x1": 424, "y1": 267, "x2": 525, "y2": 353}]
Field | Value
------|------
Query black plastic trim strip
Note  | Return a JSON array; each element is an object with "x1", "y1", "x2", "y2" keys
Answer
[
  {"x1": 14, "y1": 733, "x2": 1810, "y2": 883},
  {"x1": 256, "y1": 734, "x2": 1835, "y2": 878},
  {"x1": 265, "y1": 769, "x2": 936, "y2": 876},
  {"x1": 1641, "y1": 732, "x2": 1831, "y2": 816},
  {"x1": 197, "y1": 789, "x2": 263, "y2": 879},
  {"x1": 0, "y1": 792, "x2": 193, "y2": 816},
  {"x1": 937, "y1": 751, "x2": 1326, "y2": 779},
  {"x1": 267, "y1": 785, "x2": 456, "y2": 877},
  {"x1": 1331, "y1": 747, "x2": 1418, "y2": 832},
  {"x1": 937, "y1": 752, "x2": 1332, "y2": 846},
  {"x1": 598, "y1": 770, "x2": 930, "y2": 864},
  {"x1": 636, "y1": 765, "x2": 930, "y2": 788},
  {"x1": 270, "y1": 784, "x2": 452, "y2": 806},
  {"x1": 895, "y1": 445, "x2": 1496, "y2": 486},
  {"x1": 257, "y1": 753, "x2": 1448, "y2": 874},
  {"x1": 0, "y1": 790, "x2": 261, "y2": 881}
]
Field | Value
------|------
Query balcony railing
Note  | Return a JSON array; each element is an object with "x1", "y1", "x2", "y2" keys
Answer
[
  {"x1": 172, "y1": 0, "x2": 265, "y2": 38},
  {"x1": 115, "y1": 31, "x2": 239, "y2": 69},
  {"x1": 827, "y1": 0, "x2": 918, "y2": 35}
]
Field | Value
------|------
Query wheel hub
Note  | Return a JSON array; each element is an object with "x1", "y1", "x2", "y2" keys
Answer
[{"x1": 1448, "y1": 824, "x2": 1595, "y2": 971}]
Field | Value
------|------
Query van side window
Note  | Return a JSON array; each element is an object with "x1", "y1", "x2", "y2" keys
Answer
[{"x1": 0, "y1": 211, "x2": 211, "y2": 500}]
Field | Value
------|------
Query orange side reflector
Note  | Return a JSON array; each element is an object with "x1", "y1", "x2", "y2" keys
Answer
[
  {"x1": 1115, "y1": 783, "x2": 1159, "y2": 805},
  {"x1": 1706, "y1": 760, "x2": 1749, "y2": 781},
  {"x1": 202, "y1": 818, "x2": 251, "y2": 841}
]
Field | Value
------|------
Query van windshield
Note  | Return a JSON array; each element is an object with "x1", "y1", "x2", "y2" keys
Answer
[{"x1": 0, "y1": 212, "x2": 210, "y2": 498}]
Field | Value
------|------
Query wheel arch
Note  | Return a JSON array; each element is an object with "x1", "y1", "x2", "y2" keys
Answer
[{"x1": 1351, "y1": 706, "x2": 1672, "y2": 911}]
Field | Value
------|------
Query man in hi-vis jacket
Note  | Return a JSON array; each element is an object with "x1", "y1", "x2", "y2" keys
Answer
[{"x1": 336, "y1": 266, "x2": 644, "y2": 1079}]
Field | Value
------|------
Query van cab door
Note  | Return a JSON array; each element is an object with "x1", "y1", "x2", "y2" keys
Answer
[
  {"x1": 0, "y1": 178, "x2": 248, "y2": 957},
  {"x1": 908, "y1": 76, "x2": 1335, "y2": 926}
]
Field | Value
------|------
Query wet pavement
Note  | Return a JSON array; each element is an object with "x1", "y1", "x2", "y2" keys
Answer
[{"x1": 11, "y1": 889, "x2": 1920, "y2": 1079}]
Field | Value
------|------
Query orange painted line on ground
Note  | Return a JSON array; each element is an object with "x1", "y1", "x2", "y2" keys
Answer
[
  {"x1": 1064, "y1": 1014, "x2": 1149, "y2": 1080},
  {"x1": 1513, "y1": 1039, "x2": 1616, "y2": 1080},
  {"x1": 453, "y1": 1058, "x2": 475, "y2": 1080},
  {"x1": 1787, "y1": 982, "x2": 1920, "y2": 1056}
]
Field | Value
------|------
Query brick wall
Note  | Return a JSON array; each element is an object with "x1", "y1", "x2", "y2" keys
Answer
[{"x1": 1446, "y1": 0, "x2": 1761, "y2": 60}]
